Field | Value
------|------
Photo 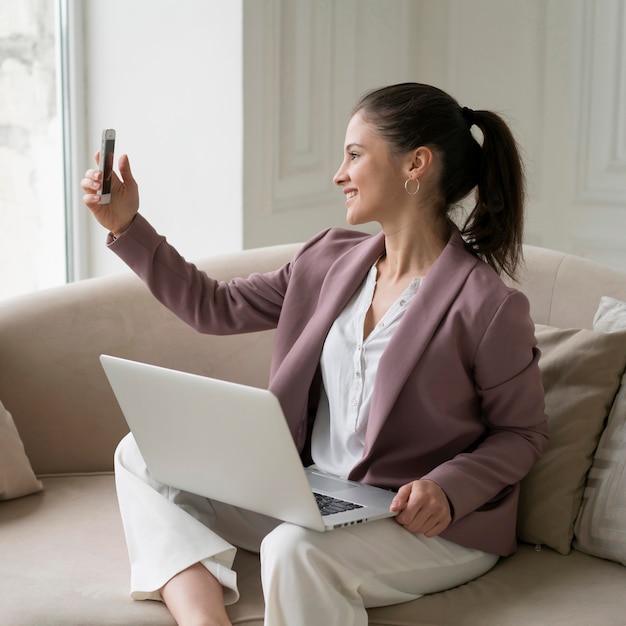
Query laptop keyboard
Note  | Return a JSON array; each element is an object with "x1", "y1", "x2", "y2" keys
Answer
[{"x1": 314, "y1": 492, "x2": 364, "y2": 516}]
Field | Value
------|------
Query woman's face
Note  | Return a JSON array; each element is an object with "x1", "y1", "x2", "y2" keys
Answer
[{"x1": 333, "y1": 111, "x2": 408, "y2": 227}]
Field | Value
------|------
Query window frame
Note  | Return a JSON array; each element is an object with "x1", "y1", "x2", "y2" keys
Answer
[{"x1": 57, "y1": 0, "x2": 88, "y2": 283}]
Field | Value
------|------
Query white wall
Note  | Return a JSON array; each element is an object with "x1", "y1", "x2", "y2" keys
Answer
[
  {"x1": 80, "y1": 0, "x2": 243, "y2": 278},
  {"x1": 242, "y1": 0, "x2": 419, "y2": 248},
  {"x1": 411, "y1": 0, "x2": 626, "y2": 270},
  {"x1": 240, "y1": 0, "x2": 626, "y2": 270},
  {"x1": 79, "y1": 0, "x2": 626, "y2": 278}
]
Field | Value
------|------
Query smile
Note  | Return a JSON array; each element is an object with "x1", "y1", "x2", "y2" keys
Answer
[{"x1": 346, "y1": 191, "x2": 357, "y2": 199}]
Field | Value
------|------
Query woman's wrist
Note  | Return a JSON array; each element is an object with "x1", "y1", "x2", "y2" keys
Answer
[{"x1": 111, "y1": 215, "x2": 137, "y2": 239}]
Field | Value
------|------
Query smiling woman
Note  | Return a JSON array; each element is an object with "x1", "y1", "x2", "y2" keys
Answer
[{"x1": 0, "y1": 0, "x2": 66, "y2": 299}]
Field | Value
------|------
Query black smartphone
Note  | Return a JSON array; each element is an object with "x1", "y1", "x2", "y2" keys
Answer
[{"x1": 98, "y1": 129, "x2": 116, "y2": 204}]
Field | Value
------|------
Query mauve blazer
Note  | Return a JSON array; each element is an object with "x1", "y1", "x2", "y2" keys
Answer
[{"x1": 110, "y1": 215, "x2": 548, "y2": 556}]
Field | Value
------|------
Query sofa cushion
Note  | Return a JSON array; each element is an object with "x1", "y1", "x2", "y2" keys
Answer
[
  {"x1": 0, "y1": 474, "x2": 264, "y2": 626},
  {"x1": 574, "y1": 297, "x2": 626, "y2": 565},
  {"x1": 367, "y1": 544, "x2": 626, "y2": 626},
  {"x1": 0, "y1": 475, "x2": 174, "y2": 626},
  {"x1": 516, "y1": 324, "x2": 626, "y2": 554},
  {"x1": 3, "y1": 476, "x2": 626, "y2": 626},
  {"x1": 0, "y1": 399, "x2": 42, "y2": 500}
]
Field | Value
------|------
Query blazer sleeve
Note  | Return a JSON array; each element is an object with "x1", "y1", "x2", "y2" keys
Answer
[
  {"x1": 422, "y1": 290, "x2": 549, "y2": 522},
  {"x1": 108, "y1": 213, "x2": 292, "y2": 334}
]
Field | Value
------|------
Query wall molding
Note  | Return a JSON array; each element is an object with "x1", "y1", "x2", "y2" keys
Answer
[
  {"x1": 576, "y1": 0, "x2": 626, "y2": 205},
  {"x1": 242, "y1": 0, "x2": 416, "y2": 247}
]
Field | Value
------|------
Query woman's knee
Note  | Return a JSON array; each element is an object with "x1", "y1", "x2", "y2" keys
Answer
[
  {"x1": 113, "y1": 432, "x2": 157, "y2": 488},
  {"x1": 260, "y1": 522, "x2": 321, "y2": 576},
  {"x1": 261, "y1": 522, "x2": 308, "y2": 560}
]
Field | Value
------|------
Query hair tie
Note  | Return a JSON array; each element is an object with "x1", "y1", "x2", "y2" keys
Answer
[{"x1": 462, "y1": 106, "x2": 476, "y2": 127}]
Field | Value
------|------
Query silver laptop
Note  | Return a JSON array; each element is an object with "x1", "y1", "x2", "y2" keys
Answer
[{"x1": 100, "y1": 355, "x2": 397, "y2": 531}]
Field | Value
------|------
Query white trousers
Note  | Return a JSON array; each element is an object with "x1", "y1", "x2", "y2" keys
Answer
[{"x1": 114, "y1": 433, "x2": 498, "y2": 626}]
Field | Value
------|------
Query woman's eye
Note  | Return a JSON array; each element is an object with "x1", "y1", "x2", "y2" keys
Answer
[{"x1": 349, "y1": 152, "x2": 359, "y2": 160}]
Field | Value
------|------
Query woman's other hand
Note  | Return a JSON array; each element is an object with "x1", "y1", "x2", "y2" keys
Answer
[
  {"x1": 81, "y1": 153, "x2": 139, "y2": 238},
  {"x1": 391, "y1": 479, "x2": 452, "y2": 537}
]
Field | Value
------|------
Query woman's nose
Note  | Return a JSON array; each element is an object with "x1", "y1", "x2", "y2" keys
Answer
[{"x1": 333, "y1": 162, "x2": 347, "y2": 186}]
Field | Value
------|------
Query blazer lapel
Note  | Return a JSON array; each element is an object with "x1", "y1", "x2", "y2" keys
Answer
[
  {"x1": 360, "y1": 228, "x2": 479, "y2": 455},
  {"x1": 314, "y1": 231, "x2": 386, "y2": 324},
  {"x1": 270, "y1": 232, "x2": 386, "y2": 448}
]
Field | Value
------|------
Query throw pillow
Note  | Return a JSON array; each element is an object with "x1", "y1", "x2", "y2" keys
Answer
[
  {"x1": 573, "y1": 297, "x2": 626, "y2": 565},
  {"x1": 516, "y1": 324, "x2": 626, "y2": 554},
  {"x1": 0, "y1": 399, "x2": 43, "y2": 500}
]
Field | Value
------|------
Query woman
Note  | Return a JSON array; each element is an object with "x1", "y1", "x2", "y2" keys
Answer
[{"x1": 82, "y1": 83, "x2": 547, "y2": 626}]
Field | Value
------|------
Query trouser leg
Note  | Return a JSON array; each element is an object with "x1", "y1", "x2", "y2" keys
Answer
[
  {"x1": 115, "y1": 432, "x2": 497, "y2": 622},
  {"x1": 114, "y1": 432, "x2": 277, "y2": 603},
  {"x1": 260, "y1": 519, "x2": 498, "y2": 626}
]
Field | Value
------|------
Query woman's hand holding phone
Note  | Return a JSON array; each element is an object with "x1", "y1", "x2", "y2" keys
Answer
[{"x1": 81, "y1": 134, "x2": 140, "y2": 238}]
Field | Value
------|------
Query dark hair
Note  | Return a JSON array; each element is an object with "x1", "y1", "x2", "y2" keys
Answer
[{"x1": 353, "y1": 83, "x2": 525, "y2": 279}]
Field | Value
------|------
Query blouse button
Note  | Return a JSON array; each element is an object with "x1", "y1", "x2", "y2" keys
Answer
[{"x1": 399, "y1": 299, "x2": 406, "y2": 306}]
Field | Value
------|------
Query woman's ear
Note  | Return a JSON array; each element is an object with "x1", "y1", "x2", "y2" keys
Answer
[{"x1": 408, "y1": 146, "x2": 435, "y2": 178}]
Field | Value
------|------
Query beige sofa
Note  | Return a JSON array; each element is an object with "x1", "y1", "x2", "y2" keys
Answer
[{"x1": 2, "y1": 241, "x2": 626, "y2": 626}]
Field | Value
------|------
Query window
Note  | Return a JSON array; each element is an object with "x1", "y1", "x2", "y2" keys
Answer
[{"x1": 0, "y1": 0, "x2": 67, "y2": 299}]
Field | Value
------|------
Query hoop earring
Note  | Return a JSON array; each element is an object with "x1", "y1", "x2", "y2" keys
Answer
[{"x1": 404, "y1": 178, "x2": 420, "y2": 195}]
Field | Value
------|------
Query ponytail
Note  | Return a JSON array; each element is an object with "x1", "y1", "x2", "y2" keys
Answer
[
  {"x1": 461, "y1": 110, "x2": 525, "y2": 279},
  {"x1": 354, "y1": 83, "x2": 526, "y2": 279}
]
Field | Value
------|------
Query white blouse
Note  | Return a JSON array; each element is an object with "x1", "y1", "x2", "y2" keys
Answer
[{"x1": 310, "y1": 261, "x2": 422, "y2": 478}]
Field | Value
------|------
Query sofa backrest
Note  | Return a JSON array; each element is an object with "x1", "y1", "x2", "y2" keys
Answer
[
  {"x1": 1, "y1": 240, "x2": 625, "y2": 476},
  {"x1": 508, "y1": 245, "x2": 626, "y2": 329},
  {"x1": 0, "y1": 243, "x2": 299, "y2": 475}
]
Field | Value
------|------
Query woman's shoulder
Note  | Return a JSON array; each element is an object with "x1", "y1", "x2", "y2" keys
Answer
[
  {"x1": 308, "y1": 226, "x2": 375, "y2": 246},
  {"x1": 447, "y1": 226, "x2": 520, "y2": 296},
  {"x1": 449, "y1": 238, "x2": 530, "y2": 325},
  {"x1": 295, "y1": 227, "x2": 377, "y2": 260}
]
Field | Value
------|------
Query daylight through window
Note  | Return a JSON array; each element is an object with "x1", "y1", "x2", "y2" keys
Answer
[{"x1": 0, "y1": 0, "x2": 66, "y2": 300}]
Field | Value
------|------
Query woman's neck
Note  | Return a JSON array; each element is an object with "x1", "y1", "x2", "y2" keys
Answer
[{"x1": 379, "y1": 216, "x2": 450, "y2": 281}]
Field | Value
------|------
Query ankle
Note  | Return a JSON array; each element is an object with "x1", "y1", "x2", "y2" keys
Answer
[{"x1": 161, "y1": 563, "x2": 232, "y2": 626}]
